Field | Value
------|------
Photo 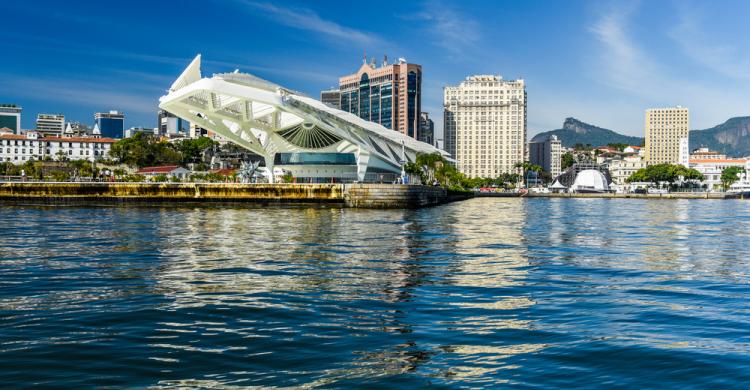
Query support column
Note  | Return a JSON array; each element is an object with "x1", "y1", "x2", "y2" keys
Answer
[
  {"x1": 356, "y1": 147, "x2": 370, "y2": 183},
  {"x1": 266, "y1": 154, "x2": 275, "y2": 183}
]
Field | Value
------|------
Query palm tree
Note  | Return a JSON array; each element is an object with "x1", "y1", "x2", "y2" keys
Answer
[{"x1": 514, "y1": 161, "x2": 543, "y2": 187}]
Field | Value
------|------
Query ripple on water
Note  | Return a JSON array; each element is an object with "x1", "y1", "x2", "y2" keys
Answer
[{"x1": 1, "y1": 199, "x2": 750, "y2": 387}]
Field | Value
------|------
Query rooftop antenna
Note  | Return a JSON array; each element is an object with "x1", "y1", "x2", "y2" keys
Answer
[{"x1": 363, "y1": 49, "x2": 367, "y2": 65}]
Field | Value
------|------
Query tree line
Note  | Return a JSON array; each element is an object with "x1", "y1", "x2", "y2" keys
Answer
[{"x1": 108, "y1": 132, "x2": 217, "y2": 168}]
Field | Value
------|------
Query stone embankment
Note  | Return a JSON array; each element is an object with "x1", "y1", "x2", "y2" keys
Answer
[{"x1": 0, "y1": 182, "x2": 463, "y2": 208}]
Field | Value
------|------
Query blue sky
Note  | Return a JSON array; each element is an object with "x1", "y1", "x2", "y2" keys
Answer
[{"x1": 1, "y1": 0, "x2": 749, "y2": 139}]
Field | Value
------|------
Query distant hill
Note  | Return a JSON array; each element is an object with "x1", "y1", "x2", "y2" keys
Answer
[
  {"x1": 531, "y1": 118, "x2": 643, "y2": 148},
  {"x1": 689, "y1": 117, "x2": 750, "y2": 157}
]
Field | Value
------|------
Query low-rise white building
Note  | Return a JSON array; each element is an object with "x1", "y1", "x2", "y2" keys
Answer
[
  {"x1": 0, "y1": 130, "x2": 117, "y2": 164},
  {"x1": 602, "y1": 155, "x2": 647, "y2": 185},
  {"x1": 690, "y1": 157, "x2": 749, "y2": 190}
]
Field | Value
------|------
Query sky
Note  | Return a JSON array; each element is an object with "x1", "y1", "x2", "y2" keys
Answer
[{"x1": 2, "y1": 0, "x2": 750, "y2": 139}]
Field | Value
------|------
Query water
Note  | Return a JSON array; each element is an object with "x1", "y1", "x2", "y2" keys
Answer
[{"x1": 2, "y1": 198, "x2": 750, "y2": 388}]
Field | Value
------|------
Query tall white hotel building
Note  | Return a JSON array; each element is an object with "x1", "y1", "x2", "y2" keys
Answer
[{"x1": 444, "y1": 75, "x2": 526, "y2": 178}]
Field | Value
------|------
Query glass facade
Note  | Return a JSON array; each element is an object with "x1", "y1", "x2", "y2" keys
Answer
[
  {"x1": 341, "y1": 93, "x2": 351, "y2": 112},
  {"x1": 358, "y1": 74, "x2": 370, "y2": 121},
  {"x1": 380, "y1": 83, "x2": 392, "y2": 129},
  {"x1": 0, "y1": 116, "x2": 18, "y2": 132},
  {"x1": 337, "y1": 64, "x2": 420, "y2": 137},
  {"x1": 407, "y1": 71, "x2": 418, "y2": 138},
  {"x1": 274, "y1": 152, "x2": 357, "y2": 165},
  {"x1": 96, "y1": 117, "x2": 124, "y2": 138},
  {"x1": 370, "y1": 85, "x2": 380, "y2": 124}
]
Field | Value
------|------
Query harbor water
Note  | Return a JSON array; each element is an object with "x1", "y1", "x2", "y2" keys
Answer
[{"x1": 1, "y1": 198, "x2": 750, "y2": 387}]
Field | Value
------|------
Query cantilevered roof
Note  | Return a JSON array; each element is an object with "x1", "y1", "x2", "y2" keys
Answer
[{"x1": 159, "y1": 55, "x2": 449, "y2": 175}]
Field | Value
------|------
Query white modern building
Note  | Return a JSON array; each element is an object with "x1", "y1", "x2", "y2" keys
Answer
[
  {"x1": 158, "y1": 55, "x2": 447, "y2": 183},
  {"x1": 124, "y1": 127, "x2": 159, "y2": 138},
  {"x1": 444, "y1": 75, "x2": 526, "y2": 178},
  {"x1": 570, "y1": 169, "x2": 610, "y2": 193},
  {"x1": 158, "y1": 109, "x2": 186, "y2": 136},
  {"x1": 36, "y1": 114, "x2": 66, "y2": 136},
  {"x1": 0, "y1": 129, "x2": 116, "y2": 164}
]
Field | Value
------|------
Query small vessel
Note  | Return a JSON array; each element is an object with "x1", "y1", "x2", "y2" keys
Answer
[{"x1": 728, "y1": 180, "x2": 750, "y2": 197}]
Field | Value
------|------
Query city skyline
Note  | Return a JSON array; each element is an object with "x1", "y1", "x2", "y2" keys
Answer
[{"x1": 1, "y1": 0, "x2": 750, "y2": 139}]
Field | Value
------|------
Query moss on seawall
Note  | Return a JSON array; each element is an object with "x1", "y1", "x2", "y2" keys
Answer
[{"x1": 0, "y1": 183, "x2": 460, "y2": 208}]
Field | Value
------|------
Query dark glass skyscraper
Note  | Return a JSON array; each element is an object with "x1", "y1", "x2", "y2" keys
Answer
[
  {"x1": 94, "y1": 111, "x2": 125, "y2": 138},
  {"x1": 338, "y1": 57, "x2": 422, "y2": 140}
]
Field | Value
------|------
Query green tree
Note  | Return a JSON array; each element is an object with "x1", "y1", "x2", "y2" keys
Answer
[
  {"x1": 721, "y1": 166, "x2": 743, "y2": 190},
  {"x1": 561, "y1": 152, "x2": 576, "y2": 170},
  {"x1": 627, "y1": 163, "x2": 704, "y2": 186},
  {"x1": 678, "y1": 167, "x2": 704, "y2": 182},
  {"x1": 176, "y1": 137, "x2": 217, "y2": 165},
  {"x1": 514, "y1": 161, "x2": 543, "y2": 186},
  {"x1": 110, "y1": 132, "x2": 183, "y2": 167}
]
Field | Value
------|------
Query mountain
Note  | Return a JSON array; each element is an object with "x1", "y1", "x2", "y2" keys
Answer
[
  {"x1": 531, "y1": 118, "x2": 643, "y2": 148},
  {"x1": 689, "y1": 117, "x2": 750, "y2": 157}
]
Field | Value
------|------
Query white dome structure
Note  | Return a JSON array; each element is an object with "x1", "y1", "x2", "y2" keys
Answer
[{"x1": 571, "y1": 169, "x2": 610, "y2": 193}]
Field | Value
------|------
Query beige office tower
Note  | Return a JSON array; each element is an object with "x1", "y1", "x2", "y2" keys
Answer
[
  {"x1": 644, "y1": 106, "x2": 689, "y2": 164},
  {"x1": 444, "y1": 75, "x2": 526, "y2": 178}
]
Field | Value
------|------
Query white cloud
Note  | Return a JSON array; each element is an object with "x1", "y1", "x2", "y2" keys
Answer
[
  {"x1": 240, "y1": 1, "x2": 381, "y2": 47},
  {"x1": 585, "y1": 2, "x2": 750, "y2": 132},
  {"x1": 670, "y1": 6, "x2": 750, "y2": 81},
  {"x1": 587, "y1": 3, "x2": 666, "y2": 97},
  {"x1": 0, "y1": 74, "x2": 160, "y2": 115},
  {"x1": 403, "y1": 3, "x2": 480, "y2": 56}
]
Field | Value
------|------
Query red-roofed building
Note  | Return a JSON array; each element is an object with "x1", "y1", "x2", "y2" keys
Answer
[
  {"x1": 1, "y1": 131, "x2": 117, "y2": 164},
  {"x1": 690, "y1": 157, "x2": 749, "y2": 190}
]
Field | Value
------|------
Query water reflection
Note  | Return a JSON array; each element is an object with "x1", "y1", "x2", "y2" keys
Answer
[{"x1": 2, "y1": 199, "x2": 750, "y2": 387}]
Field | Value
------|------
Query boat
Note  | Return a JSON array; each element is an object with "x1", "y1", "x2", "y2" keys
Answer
[{"x1": 728, "y1": 180, "x2": 750, "y2": 197}]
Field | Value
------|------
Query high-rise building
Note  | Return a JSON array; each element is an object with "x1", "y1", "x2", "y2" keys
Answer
[
  {"x1": 339, "y1": 56, "x2": 421, "y2": 139},
  {"x1": 444, "y1": 75, "x2": 527, "y2": 178},
  {"x1": 529, "y1": 134, "x2": 562, "y2": 178},
  {"x1": 94, "y1": 110, "x2": 125, "y2": 138},
  {"x1": 320, "y1": 89, "x2": 341, "y2": 109},
  {"x1": 418, "y1": 112, "x2": 434, "y2": 146},
  {"x1": 36, "y1": 114, "x2": 65, "y2": 136},
  {"x1": 158, "y1": 109, "x2": 185, "y2": 136},
  {"x1": 0, "y1": 104, "x2": 22, "y2": 134},
  {"x1": 644, "y1": 106, "x2": 689, "y2": 165}
]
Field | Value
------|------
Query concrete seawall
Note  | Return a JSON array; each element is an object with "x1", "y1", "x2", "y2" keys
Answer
[
  {"x1": 344, "y1": 184, "x2": 448, "y2": 208},
  {"x1": 0, "y1": 182, "x2": 460, "y2": 208}
]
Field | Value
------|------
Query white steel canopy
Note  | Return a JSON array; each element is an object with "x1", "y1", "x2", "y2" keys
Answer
[{"x1": 159, "y1": 55, "x2": 448, "y2": 182}]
